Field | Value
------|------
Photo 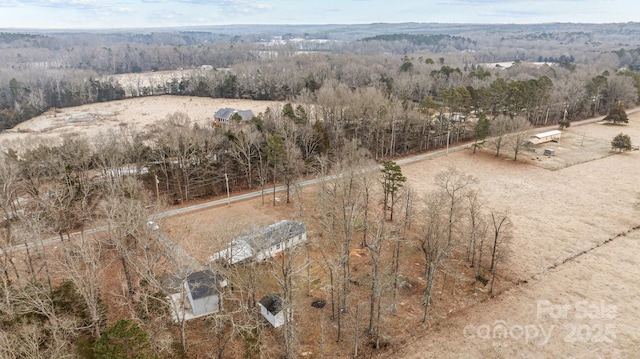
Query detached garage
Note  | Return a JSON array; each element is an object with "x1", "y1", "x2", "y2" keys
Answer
[{"x1": 530, "y1": 130, "x2": 562, "y2": 145}]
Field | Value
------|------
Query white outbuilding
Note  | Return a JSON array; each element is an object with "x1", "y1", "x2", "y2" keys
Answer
[
  {"x1": 529, "y1": 130, "x2": 562, "y2": 145},
  {"x1": 258, "y1": 293, "x2": 289, "y2": 328},
  {"x1": 167, "y1": 269, "x2": 228, "y2": 322}
]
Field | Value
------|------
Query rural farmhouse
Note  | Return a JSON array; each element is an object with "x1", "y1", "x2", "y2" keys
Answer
[
  {"x1": 213, "y1": 108, "x2": 255, "y2": 124},
  {"x1": 209, "y1": 220, "x2": 307, "y2": 265}
]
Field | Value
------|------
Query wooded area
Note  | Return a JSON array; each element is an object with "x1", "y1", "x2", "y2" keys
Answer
[{"x1": 1, "y1": 23, "x2": 640, "y2": 131}]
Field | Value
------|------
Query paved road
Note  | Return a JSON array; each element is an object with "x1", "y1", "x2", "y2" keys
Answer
[{"x1": 2, "y1": 108, "x2": 637, "y2": 255}]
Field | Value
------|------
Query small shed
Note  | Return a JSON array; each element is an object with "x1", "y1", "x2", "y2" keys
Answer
[
  {"x1": 167, "y1": 269, "x2": 227, "y2": 322},
  {"x1": 258, "y1": 293, "x2": 288, "y2": 328},
  {"x1": 184, "y1": 270, "x2": 224, "y2": 317},
  {"x1": 530, "y1": 130, "x2": 561, "y2": 145}
]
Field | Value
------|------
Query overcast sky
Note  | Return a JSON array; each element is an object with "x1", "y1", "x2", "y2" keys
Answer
[{"x1": 0, "y1": 0, "x2": 638, "y2": 29}]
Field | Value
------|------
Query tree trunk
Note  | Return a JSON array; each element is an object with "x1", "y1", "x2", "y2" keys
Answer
[
  {"x1": 286, "y1": 178, "x2": 290, "y2": 204},
  {"x1": 119, "y1": 251, "x2": 134, "y2": 297},
  {"x1": 375, "y1": 290, "x2": 382, "y2": 349},
  {"x1": 422, "y1": 263, "x2": 436, "y2": 323},
  {"x1": 490, "y1": 262, "x2": 497, "y2": 295},
  {"x1": 354, "y1": 304, "x2": 360, "y2": 357},
  {"x1": 391, "y1": 238, "x2": 400, "y2": 316},
  {"x1": 307, "y1": 248, "x2": 311, "y2": 297},
  {"x1": 368, "y1": 259, "x2": 377, "y2": 334},
  {"x1": 272, "y1": 167, "x2": 277, "y2": 206}
]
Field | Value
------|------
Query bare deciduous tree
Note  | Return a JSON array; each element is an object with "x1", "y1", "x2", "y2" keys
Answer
[
  {"x1": 228, "y1": 128, "x2": 262, "y2": 189},
  {"x1": 391, "y1": 186, "x2": 414, "y2": 316},
  {"x1": 507, "y1": 116, "x2": 533, "y2": 161},
  {"x1": 490, "y1": 114, "x2": 511, "y2": 157},
  {"x1": 57, "y1": 234, "x2": 106, "y2": 337},
  {"x1": 489, "y1": 212, "x2": 512, "y2": 295},
  {"x1": 366, "y1": 218, "x2": 388, "y2": 348},
  {"x1": 417, "y1": 191, "x2": 453, "y2": 323},
  {"x1": 100, "y1": 177, "x2": 150, "y2": 303},
  {"x1": 268, "y1": 222, "x2": 304, "y2": 359},
  {"x1": 315, "y1": 140, "x2": 373, "y2": 341},
  {"x1": 465, "y1": 191, "x2": 489, "y2": 294}
]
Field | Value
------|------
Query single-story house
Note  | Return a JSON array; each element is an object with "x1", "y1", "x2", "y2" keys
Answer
[
  {"x1": 214, "y1": 108, "x2": 255, "y2": 124},
  {"x1": 167, "y1": 269, "x2": 228, "y2": 322},
  {"x1": 258, "y1": 293, "x2": 289, "y2": 328},
  {"x1": 209, "y1": 220, "x2": 307, "y2": 265},
  {"x1": 529, "y1": 130, "x2": 561, "y2": 145}
]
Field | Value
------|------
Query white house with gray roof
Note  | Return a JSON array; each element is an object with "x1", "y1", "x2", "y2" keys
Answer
[
  {"x1": 210, "y1": 220, "x2": 307, "y2": 265},
  {"x1": 214, "y1": 108, "x2": 255, "y2": 123}
]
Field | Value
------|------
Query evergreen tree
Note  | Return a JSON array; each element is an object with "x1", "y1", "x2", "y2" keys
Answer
[
  {"x1": 380, "y1": 161, "x2": 407, "y2": 221},
  {"x1": 611, "y1": 133, "x2": 633, "y2": 152},
  {"x1": 94, "y1": 319, "x2": 156, "y2": 359},
  {"x1": 472, "y1": 113, "x2": 490, "y2": 154},
  {"x1": 603, "y1": 102, "x2": 629, "y2": 124}
]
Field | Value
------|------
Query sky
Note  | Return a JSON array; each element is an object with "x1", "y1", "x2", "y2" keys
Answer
[{"x1": 0, "y1": 0, "x2": 638, "y2": 29}]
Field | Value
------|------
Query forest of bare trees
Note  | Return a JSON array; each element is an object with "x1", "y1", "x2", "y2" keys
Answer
[
  {"x1": 2, "y1": 23, "x2": 640, "y2": 131},
  {"x1": 0, "y1": 110, "x2": 513, "y2": 357}
]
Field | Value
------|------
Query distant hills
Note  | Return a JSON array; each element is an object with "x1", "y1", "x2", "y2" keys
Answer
[{"x1": 2, "y1": 22, "x2": 640, "y2": 43}]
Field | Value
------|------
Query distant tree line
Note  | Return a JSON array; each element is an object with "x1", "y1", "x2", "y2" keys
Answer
[
  {"x1": 1, "y1": 26, "x2": 640, "y2": 131},
  {"x1": 361, "y1": 33, "x2": 476, "y2": 51}
]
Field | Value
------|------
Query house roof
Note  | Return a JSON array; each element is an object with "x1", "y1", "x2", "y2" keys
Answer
[
  {"x1": 185, "y1": 269, "x2": 220, "y2": 299},
  {"x1": 214, "y1": 108, "x2": 235, "y2": 120},
  {"x1": 238, "y1": 220, "x2": 306, "y2": 251},
  {"x1": 214, "y1": 108, "x2": 255, "y2": 121},
  {"x1": 259, "y1": 293, "x2": 283, "y2": 314},
  {"x1": 210, "y1": 240, "x2": 253, "y2": 264},
  {"x1": 532, "y1": 130, "x2": 561, "y2": 139},
  {"x1": 236, "y1": 110, "x2": 255, "y2": 121},
  {"x1": 209, "y1": 220, "x2": 306, "y2": 264}
]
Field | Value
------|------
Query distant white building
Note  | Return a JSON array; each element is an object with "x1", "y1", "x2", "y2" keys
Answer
[{"x1": 209, "y1": 220, "x2": 307, "y2": 265}]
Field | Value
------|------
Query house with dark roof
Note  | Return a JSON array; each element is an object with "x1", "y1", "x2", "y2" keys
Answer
[
  {"x1": 258, "y1": 293, "x2": 288, "y2": 328},
  {"x1": 209, "y1": 220, "x2": 307, "y2": 265},
  {"x1": 167, "y1": 269, "x2": 227, "y2": 322},
  {"x1": 214, "y1": 108, "x2": 255, "y2": 124}
]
